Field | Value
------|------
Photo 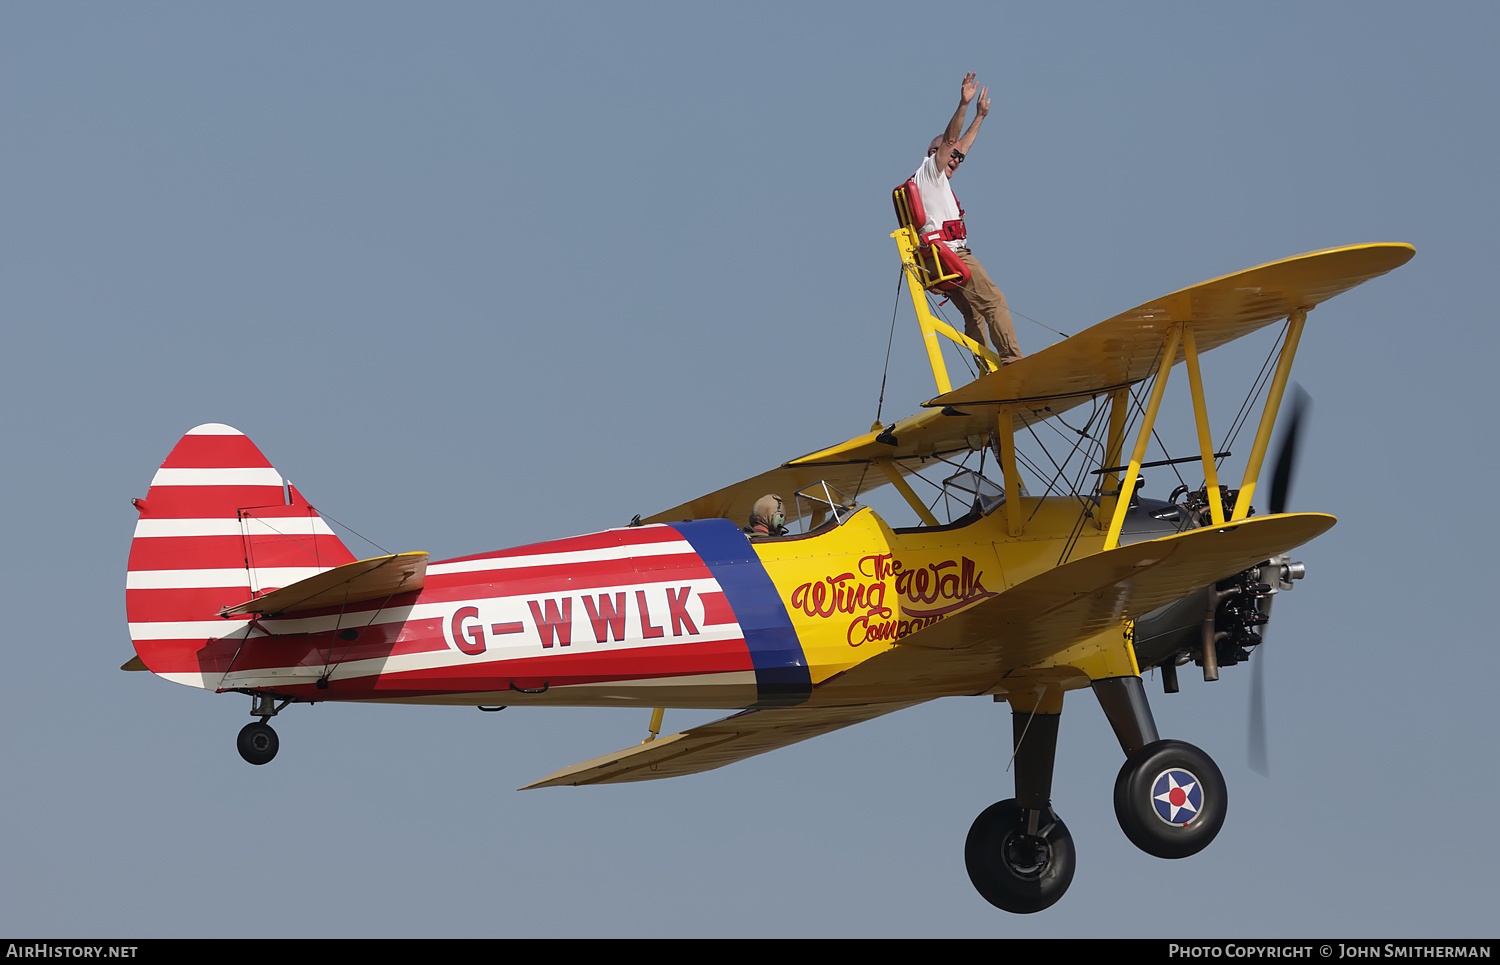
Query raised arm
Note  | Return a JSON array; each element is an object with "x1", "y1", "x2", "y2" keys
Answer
[
  {"x1": 954, "y1": 85, "x2": 990, "y2": 166},
  {"x1": 931, "y1": 73, "x2": 977, "y2": 171}
]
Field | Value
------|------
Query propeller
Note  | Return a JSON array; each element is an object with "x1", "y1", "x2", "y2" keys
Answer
[
  {"x1": 1249, "y1": 385, "x2": 1311, "y2": 777},
  {"x1": 1267, "y1": 385, "x2": 1310, "y2": 516}
]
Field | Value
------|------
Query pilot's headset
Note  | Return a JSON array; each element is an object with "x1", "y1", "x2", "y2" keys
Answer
[{"x1": 751, "y1": 494, "x2": 787, "y2": 536}]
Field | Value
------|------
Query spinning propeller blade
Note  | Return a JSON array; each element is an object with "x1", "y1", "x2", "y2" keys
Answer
[
  {"x1": 1249, "y1": 385, "x2": 1311, "y2": 777},
  {"x1": 1267, "y1": 385, "x2": 1310, "y2": 516}
]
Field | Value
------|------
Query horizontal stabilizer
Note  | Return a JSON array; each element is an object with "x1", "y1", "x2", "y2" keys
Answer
[
  {"x1": 217, "y1": 552, "x2": 428, "y2": 617},
  {"x1": 522, "y1": 700, "x2": 922, "y2": 788}
]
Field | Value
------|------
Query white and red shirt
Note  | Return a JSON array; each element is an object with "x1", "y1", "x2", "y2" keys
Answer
[{"x1": 912, "y1": 153, "x2": 965, "y2": 252}]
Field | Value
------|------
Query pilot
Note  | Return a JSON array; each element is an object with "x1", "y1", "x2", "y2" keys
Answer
[
  {"x1": 911, "y1": 73, "x2": 1022, "y2": 366},
  {"x1": 746, "y1": 494, "x2": 788, "y2": 538}
]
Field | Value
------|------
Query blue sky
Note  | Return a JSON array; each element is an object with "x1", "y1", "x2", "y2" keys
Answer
[{"x1": 3, "y1": 2, "x2": 1495, "y2": 937}]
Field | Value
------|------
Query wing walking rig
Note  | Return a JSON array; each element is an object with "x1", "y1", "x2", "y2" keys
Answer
[{"x1": 123, "y1": 236, "x2": 1414, "y2": 914}]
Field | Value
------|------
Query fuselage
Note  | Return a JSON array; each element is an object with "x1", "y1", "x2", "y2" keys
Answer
[{"x1": 194, "y1": 496, "x2": 1188, "y2": 709}]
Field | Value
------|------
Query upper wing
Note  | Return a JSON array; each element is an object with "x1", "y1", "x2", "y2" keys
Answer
[
  {"x1": 520, "y1": 699, "x2": 923, "y2": 788},
  {"x1": 932, "y1": 243, "x2": 1414, "y2": 409},
  {"x1": 646, "y1": 244, "x2": 1412, "y2": 526}
]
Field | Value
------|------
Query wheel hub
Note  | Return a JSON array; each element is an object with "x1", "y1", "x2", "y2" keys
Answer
[{"x1": 1003, "y1": 830, "x2": 1051, "y2": 878}]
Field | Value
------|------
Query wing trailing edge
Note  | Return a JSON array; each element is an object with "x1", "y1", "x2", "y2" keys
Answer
[{"x1": 521, "y1": 700, "x2": 923, "y2": 788}]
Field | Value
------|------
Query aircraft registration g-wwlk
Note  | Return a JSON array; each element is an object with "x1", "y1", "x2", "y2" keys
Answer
[{"x1": 123, "y1": 224, "x2": 1413, "y2": 913}]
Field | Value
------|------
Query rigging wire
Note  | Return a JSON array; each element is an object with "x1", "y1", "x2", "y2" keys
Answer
[
  {"x1": 873, "y1": 266, "x2": 907, "y2": 427},
  {"x1": 900, "y1": 462, "x2": 952, "y2": 494},
  {"x1": 850, "y1": 460, "x2": 874, "y2": 508},
  {"x1": 320, "y1": 589, "x2": 407, "y2": 683},
  {"x1": 1013, "y1": 307, "x2": 1070, "y2": 340},
  {"x1": 1054, "y1": 399, "x2": 1110, "y2": 565},
  {"x1": 1217, "y1": 321, "x2": 1288, "y2": 467},
  {"x1": 1022, "y1": 416, "x2": 1095, "y2": 524},
  {"x1": 319, "y1": 510, "x2": 392, "y2": 557},
  {"x1": 878, "y1": 262, "x2": 1280, "y2": 534},
  {"x1": 236, "y1": 506, "x2": 352, "y2": 577},
  {"x1": 1123, "y1": 378, "x2": 1189, "y2": 492}
]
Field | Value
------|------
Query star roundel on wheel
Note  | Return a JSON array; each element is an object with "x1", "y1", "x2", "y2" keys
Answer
[{"x1": 1150, "y1": 767, "x2": 1203, "y2": 826}]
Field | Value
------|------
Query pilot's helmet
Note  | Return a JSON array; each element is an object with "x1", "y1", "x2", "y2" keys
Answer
[{"x1": 749, "y1": 494, "x2": 786, "y2": 536}]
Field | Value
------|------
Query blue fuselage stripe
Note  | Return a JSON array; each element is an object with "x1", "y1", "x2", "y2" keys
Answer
[{"x1": 666, "y1": 519, "x2": 809, "y2": 707}]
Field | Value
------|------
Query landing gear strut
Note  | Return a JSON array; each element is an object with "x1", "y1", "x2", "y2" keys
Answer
[
  {"x1": 965, "y1": 695, "x2": 1076, "y2": 913},
  {"x1": 967, "y1": 675, "x2": 1229, "y2": 912},
  {"x1": 1095, "y1": 675, "x2": 1227, "y2": 859}
]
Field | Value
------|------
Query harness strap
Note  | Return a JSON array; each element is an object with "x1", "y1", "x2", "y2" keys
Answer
[{"x1": 920, "y1": 219, "x2": 967, "y2": 243}]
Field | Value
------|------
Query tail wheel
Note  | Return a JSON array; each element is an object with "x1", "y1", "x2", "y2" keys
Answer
[
  {"x1": 236, "y1": 721, "x2": 279, "y2": 766},
  {"x1": 964, "y1": 799, "x2": 1076, "y2": 914},
  {"x1": 1113, "y1": 739, "x2": 1226, "y2": 858}
]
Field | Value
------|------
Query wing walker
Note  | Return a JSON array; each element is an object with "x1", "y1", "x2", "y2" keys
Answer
[{"x1": 122, "y1": 219, "x2": 1414, "y2": 912}]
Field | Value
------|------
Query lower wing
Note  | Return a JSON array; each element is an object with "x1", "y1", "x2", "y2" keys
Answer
[{"x1": 525, "y1": 512, "x2": 1334, "y2": 786}]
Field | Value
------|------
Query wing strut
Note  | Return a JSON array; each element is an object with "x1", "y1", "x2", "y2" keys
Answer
[
  {"x1": 1102, "y1": 307, "x2": 1311, "y2": 548},
  {"x1": 1183, "y1": 324, "x2": 1227, "y2": 526},
  {"x1": 876, "y1": 457, "x2": 939, "y2": 527},
  {"x1": 1230, "y1": 308, "x2": 1308, "y2": 520},
  {"x1": 1103, "y1": 325, "x2": 1183, "y2": 550}
]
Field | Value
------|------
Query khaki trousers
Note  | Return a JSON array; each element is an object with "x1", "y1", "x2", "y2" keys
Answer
[{"x1": 950, "y1": 248, "x2": 1021, "y2": 362}]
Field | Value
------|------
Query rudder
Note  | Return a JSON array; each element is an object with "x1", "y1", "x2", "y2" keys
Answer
[{"x1": 126, "y1": 424, "x2": 356, "y2": 689}]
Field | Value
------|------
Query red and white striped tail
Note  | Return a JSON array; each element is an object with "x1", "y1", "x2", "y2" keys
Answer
[{"x1": 126, "y1": 424, "x2": 356, "y2": 689}]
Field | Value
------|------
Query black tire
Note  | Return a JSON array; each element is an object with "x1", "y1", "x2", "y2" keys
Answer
[
  {"x1": 1113, "y1": 739, "x2": 1226, "y2": 858},
  {"x1": 964, "y1": 799, "x2": 1076, "y2": 914},
  {"x1": 236, "y1": 721, "x2": 279, "y2": 766}
]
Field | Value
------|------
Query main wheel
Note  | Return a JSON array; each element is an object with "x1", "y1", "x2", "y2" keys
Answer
[
  {"x1": 236, "y1": 721, "x2": 279, "y2": 766},
  {"x1": 1113, "y1": 739, "x2": 1226, "y2": 858},
  {"x1": 964, "y1": 799, "x2": 1076, "y2": 914}
]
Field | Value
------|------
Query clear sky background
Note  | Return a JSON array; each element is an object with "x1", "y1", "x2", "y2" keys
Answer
[{"x1": 3, "y1": 2, "x2": 1495, "y2": 938}]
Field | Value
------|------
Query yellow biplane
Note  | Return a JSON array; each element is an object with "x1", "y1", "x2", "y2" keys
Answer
[{"x1": 123, "y1": 226, "x2": 1413, "y2": 913}]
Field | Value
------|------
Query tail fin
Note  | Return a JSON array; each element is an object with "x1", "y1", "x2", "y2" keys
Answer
[{"x1": 126, "y1": 424, "x2": 356, "y2": 689}]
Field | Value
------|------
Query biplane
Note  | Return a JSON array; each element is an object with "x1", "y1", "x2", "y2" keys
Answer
[{"x1": 122, "y1": 228, "x2": 1413, "y2": 913}]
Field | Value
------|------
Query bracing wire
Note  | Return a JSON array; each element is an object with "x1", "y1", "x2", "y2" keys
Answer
[
  {"x1": 873, "y1": 267, "x2": 906, "y2": 427},
  {"x1": 319, "y1": 510, "x2": 392, "y2": 556},
  {"x1": 1217, "y1": 321, "x2": 1288, "y2": 466}
]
